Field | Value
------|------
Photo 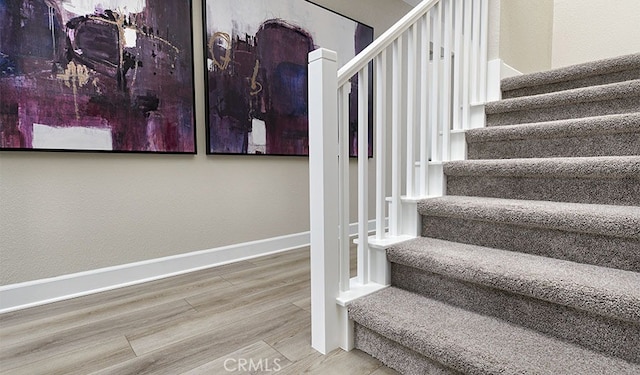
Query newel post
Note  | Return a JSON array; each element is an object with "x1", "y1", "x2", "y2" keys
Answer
[{"x1": 308, "y1": 48, "x2": 341, "y2": 354}]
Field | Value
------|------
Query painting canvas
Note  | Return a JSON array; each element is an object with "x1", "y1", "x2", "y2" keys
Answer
[
  {"x1": 203, "y1": 0, "x2": 373, "y2": 156},
  {"x1": 0, "y1": 0, "x2": 196, "y2": 153}
]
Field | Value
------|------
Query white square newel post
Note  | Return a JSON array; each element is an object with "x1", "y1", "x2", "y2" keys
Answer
[{"x1": 308, "y1": 48, "x2": 342, "y2": 354}]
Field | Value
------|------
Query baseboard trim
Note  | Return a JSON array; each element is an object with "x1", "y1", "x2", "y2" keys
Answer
[
  {"x1": 487, "y1": 59, "x2": 523, "y2": 101},
  {"x1": 0, "y1": 220, "x2": 378, "y2": 313}
]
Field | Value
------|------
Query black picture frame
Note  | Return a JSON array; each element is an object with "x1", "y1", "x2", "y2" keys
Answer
[
  {"x1": 0, "y1": 0, "x2": 197, "y2": 154},
  {"x1": 202, "y1": 0, "x2": 374, "y2": 157}
]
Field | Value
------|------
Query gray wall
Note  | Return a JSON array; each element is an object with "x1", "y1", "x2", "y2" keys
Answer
[{"x1": 0, "y1": 0, "x2": 412, "y2": 285}]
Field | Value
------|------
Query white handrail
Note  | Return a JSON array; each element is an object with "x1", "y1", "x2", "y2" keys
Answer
[{"x1": 337, "y1": 0, "x2": 440, "y2": 86}]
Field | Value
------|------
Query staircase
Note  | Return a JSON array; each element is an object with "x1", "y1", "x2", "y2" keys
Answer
[{"x1": 347, "y1": 54, "x2": 640, "y2": 374}]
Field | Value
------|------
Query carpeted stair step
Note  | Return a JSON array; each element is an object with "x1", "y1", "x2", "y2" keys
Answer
[
  {"x1": 501, "y1": 53, "x2": 640, "y2": 99},
  {"x1": 418, "y1": 196, "x2": 640, "y2": 272},
  {"x1": 348, "y1": 287, "x2": 640, "y2": 375},
  {"x1": 485, "y1": 79, "x2": 640, "y2": 126},
  {"x1": 386, "y1": 237, "x2": 640, "y2": 362},
  {"x1": 354, "y1": 324, "x2": 459, "y2": 375},
  {"x1": 466, "y1": 113, "x2": 640, "y2": 159},
  {"x1": 444, "y1": 156, "x2": 640, "y2": 205}
]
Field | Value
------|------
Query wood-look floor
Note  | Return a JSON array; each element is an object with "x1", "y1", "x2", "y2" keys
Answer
[{"x1": 0, "y1": 247, "x2": 398, "y2": 375}]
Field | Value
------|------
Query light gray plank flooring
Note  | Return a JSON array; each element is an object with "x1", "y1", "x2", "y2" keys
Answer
[{"x1": 0, "y1": 247, "x2": 398, "y2": 374}]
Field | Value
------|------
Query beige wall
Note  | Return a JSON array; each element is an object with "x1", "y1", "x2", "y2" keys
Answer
[
  {"x1": 499, "y1": 0, "x2": 554, "y2": 73},
  {"x1": 0, "y1": 0, "x2": 412, "y2": 286},
  {"x1": 552, "y1": 0, "x2": 640, "y2": 68},
  {"x1": 493, "y1": 0, "x2": 639, "y2": 73}
]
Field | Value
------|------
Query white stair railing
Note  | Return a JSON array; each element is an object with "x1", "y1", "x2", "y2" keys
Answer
[{"x1": 309, "y1": 0, "x2": 489, "y2": 354}]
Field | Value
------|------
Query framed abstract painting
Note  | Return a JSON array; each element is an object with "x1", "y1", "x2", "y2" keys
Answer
[
  {"x1": 0, "y1": 0, "x2": 197, "y2": 153},
  {"x1": 202, "y1": 0, "x2": 373, "y2": 156}
]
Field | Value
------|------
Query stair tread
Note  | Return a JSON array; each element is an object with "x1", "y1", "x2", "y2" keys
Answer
[
  {"x1": 444, "y1": 155, "x2": 640, "y2": 178},
  {"x1": 485, "y1": 79, "x2": 640, "y2": 114},
  {"x1": 349, "y1": 287, "x2": 640, "y2": 374},
  {"x1": 418, "y1": 196, "x2": 640, "y2": 239},
  {"x1": 466, "y1": 113, "x2": 640, "y2": 142},
  {"x1": 388, "y1": 237, "x2": 640, "y2": 323},
  {"x1": 501, "y1": 53, "x2": 640, "y2": 92}
]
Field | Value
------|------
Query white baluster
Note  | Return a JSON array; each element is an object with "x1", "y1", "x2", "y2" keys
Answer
[
  {"x1": 479, "y1": 0, "x2": 489, "y2": 103},
  {"x1": 453, "y1": 0, "x2": 464, "y2": 130},
  {"x1": 357, "y1": 67, "x2": 369, "y2": 285},
  {"x1": 430, "y1": 4, "x2": 441, "y2": 162},
  {"x1": 390, "y1": 37, "x2": 403, "y2": 237},
  {"x1": 462, "y1": 0, "x2": 473, "y2": 129},
  {"x1": 338, "y1": 85, "x2": 350, "y2": 293},
  {"x1": 375, "y1": 52, "x2": 387, "y2": 240},
  {"x1": 419, "y1": 14, "x2": 430, "y2": 197},
  {"x1": 471, "y1": 0, "x2": 481, "y2": 103},
  {"x1": 441, "y1": 0, "x2": 453, "y2": 161},
  {"x1": 406, "y1": 24, "x2": 418, "y2": 198}
]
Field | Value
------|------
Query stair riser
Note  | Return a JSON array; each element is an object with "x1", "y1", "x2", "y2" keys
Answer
[
  {"x1": 486, "y1": 97, "x2": 640, "y2": 126},
  {"x1": 349, "y1": 286, "x2": 640, "y2": 373},
  {"x1": 467, "y1": 132, "x2": 640, "y2": 159},
  {"x1": 354, "y1": 324, "x2": 461, "y2": 375},
  {"x1": 446, "y1": 176, "x2": 640, "y2": 206},
  {"x1": 421, "y1": 216, "x2": 640, "y2": 272},
  {"x1": 391, "y1": 263, "x2": 640, "y2": 363},
  {"x1": 503, "y1": 68, "x2": 640, "y2": 99}
]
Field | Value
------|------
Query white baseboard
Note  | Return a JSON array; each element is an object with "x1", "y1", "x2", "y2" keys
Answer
[
  {"x1": 487, "y1": 59, "x2": 523, "y2": 102},
  {"x1": 500, "y1": 61, "x2": 523, "y2": 80},
  {"x1": 0, "y1": 220, "x2": 378, "y2": 314}
]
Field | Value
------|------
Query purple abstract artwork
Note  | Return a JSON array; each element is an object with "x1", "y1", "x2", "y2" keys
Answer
[
  {"x1": 0, "y1": 0, "x2": 196, "y2": 153},
  {"x1": 203, "y1": 0, "x2": 373, "y2": 156}
]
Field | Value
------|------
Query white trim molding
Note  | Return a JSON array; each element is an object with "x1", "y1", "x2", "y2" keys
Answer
[
  {"x1": 0, "y1": 220, "x2": 380, "y2": 314},
  {"x1": 487, "y1": 58, "x2": 523, "y2": 101}
]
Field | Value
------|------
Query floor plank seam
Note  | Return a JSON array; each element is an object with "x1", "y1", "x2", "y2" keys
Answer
[
  {"x1": 124, "y1": 335, "x2": 138, "y2": 358},
  {"x1": 0, "y1": 249, "x2": 398, "y2": 375},
  {"x1": 183, "y1": 298, "x2": 197, "y2": 311}
]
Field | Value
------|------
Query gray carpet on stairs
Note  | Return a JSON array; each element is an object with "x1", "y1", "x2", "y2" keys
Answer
[
  {"x1": 445, "y1": 156, "x2": 640, "y2": 178},
  {"x1": 466, "y1": 113, "x2": 640, "y2": 159},
  {"x1": 385, "y1": 237, "x2": 640, "y2": 362},
  {"x1": 444, "y1": 156, "x2": 640, "y2": 205},
  {"x1": 446, "y1": 175, "x2": 639, "y2": 205},
  {"x1": 391, "y1": 262, "x2": 640, "y2": 363},
  {"x1": 421, "y1": 214, "x2": 640, "y2": 272},
  {"x1": 485, "y1": 79, "x2": 640, "y2": 126},
  {"x1": 354, "y1": 324, "x2": 460, "y2": 375},
  {"x1": 501, "y1": 53, "x2": 640, "y2": 98},
  {"x1": 386, "y1": 237, "x2": 640, "y2": 323},
  {"x1": 418, "y1": 196, "x2": 640, "y2": 239},
  {"x1": 349, "y1": 53, "x2": 640, "y2": 373},
  {"x1": 348, "y1": 287, "x2": 640, "y2": 375}
]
